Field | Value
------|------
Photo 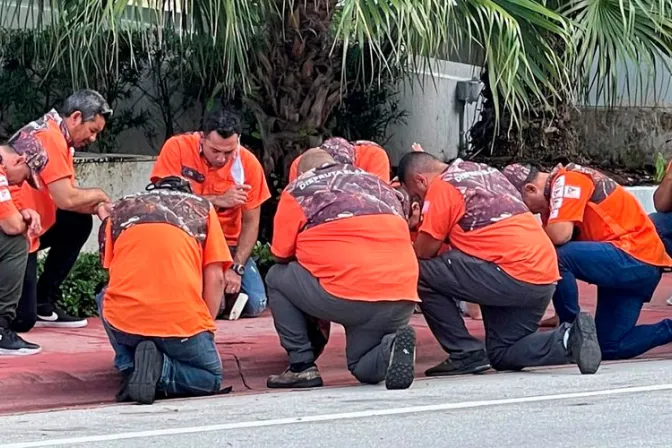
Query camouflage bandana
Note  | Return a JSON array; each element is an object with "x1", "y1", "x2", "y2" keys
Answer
[
  {"x1": 8, "y1": 129, "x2": 50, "y2": 189},
  {"x1": 320, "y1": 137, "x2": 356, "y2": 165},
  {"x1": 501, "y1": 163, "x2": 532, "y2": 194}
]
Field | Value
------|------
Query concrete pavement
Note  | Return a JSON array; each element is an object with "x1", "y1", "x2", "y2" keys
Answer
[
  {"x1": 1, "y1": 279, "x2": 672, "y2": 415},
  {"x1": 1, "y1": 359, "x2": 672, "y2": 447}
]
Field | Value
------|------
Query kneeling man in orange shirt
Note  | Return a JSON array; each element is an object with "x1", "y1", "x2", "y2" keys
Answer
[
  {"x1": 399, "y1": 152, "x2": 602, "y2": 377},
  {"x1": 97, "y1": 176, "x2": 231, "y2": 404},
  {"x1": 267, "y1": 148, "x2": 418, "y2": 390}
]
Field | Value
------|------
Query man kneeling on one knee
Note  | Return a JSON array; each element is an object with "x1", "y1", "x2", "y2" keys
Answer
[
  {"x1": 266, "y1": 148, "x2": 418, "y2": 390},
  {"x1": 97, "y1": 176, "x2": 230, "y2": 404},
  {"x1": 398, "y1": 152, "x2": 602, "y2": 376},
  {"x1": 504, "y1": 163, "x2": 672, "y2": 360}
]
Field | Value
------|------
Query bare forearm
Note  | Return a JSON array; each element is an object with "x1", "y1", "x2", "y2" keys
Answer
[
  {"x1": 235, "y1": 216, "x2": 259, "y2": 265},
  {"x1": 57, "y1": 188, "x2": 109, "y2": 212},
  {"x1": 203, "y1": 195, "x2": 226, "y2": 209},
  {"x1": 654, "y1": 181, "x2": 672, "y2": 213},
  {"x1": 203, "y1": 272, "x2": 225, "y2": 318}
]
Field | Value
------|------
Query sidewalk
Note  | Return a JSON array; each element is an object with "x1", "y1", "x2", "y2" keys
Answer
[{"x1": 2, "y1": 279, "x2": 672, "y2": 415}]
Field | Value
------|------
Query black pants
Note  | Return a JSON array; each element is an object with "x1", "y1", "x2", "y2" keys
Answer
[
  {"x1": 0, "y1": 232, "x2": 29, "y2": 329},
  {"x1": 419, "y1": 250, "x2": 571, "y2": 371},
  {"x1": 11, "y1": 210, "x2": 92, "y2": 332}
]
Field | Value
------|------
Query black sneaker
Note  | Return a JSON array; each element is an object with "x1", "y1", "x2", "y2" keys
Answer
[
  {"x1": 267, "y1": 366, "x2": 323, "y2": 389},
  {"x1": 0, "y1": 327, "x2": 42, "y2": 356},
  {"x1": 568, "y1": 312, "x2": 602, "y2": 374},
  {"x1": 127, "y1": 341, "x2": 164, "y2": 405},
  {"x1": 425, "y1": 350, "x2": 491, "y2": 377},
  {"x1": 35, "y1": 305, "x2": 88, "y2": 328},
  {"x1": 385, "y1": 325, "x2": 416, "y2": 390},
  {"x1": 115, "y1": 369, "x2": 133, "y2": 403}
]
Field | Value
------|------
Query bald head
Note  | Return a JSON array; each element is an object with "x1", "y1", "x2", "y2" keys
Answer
[
  {"x1": 397, "y1": 152, "x2": 446, "y2": 184},
  {"x1": 298, "y1": 148, "x2": 335, "y2": 175}
]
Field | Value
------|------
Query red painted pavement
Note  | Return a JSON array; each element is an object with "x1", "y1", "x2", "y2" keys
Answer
[{"x1": 2, "y1": 278, "x2": 672, "y2": 415}]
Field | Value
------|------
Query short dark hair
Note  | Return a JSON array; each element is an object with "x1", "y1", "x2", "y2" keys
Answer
[
  {"x1": 202, "y1": 107, "x2": 242, "y2": 139},
  {"x1": 60, "y1": 89, "x2": 113, "y2": 122},
  {"x1": 397, "y1": 151, "x2": 441, "y2": 184}
]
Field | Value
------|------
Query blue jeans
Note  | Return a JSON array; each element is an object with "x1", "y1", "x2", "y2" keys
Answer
[
  {"x1": 230, "y1": 247, "x2": 268, "y2": 318},
  {"x1": 650, "y1": 212, "x2": 672, "y2": 256},
  {"x1": 554, "y1": 241, "x2": 672, "y2": 360},
  {"x1": 96, "y1": 291, "x2": 223, "y2": 397}
]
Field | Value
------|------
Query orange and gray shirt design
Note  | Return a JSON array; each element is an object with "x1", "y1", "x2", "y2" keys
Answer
[
  {"x1": 440, "y1": 159, "x2": 529, "y2": 232},
  {"x1": 98, "y1": 189, "x2": 212, "y2": 256},
  {"x1": 285, "y1": 162, "x2": 405, "y2": 231}
]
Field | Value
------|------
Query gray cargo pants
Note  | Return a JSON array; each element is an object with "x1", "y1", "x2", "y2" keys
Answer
[
  {"x1": 419, "y1": 250, "x2": 571, "y2": 371},
  {"x1": 266, "y1": 262, "x2": 415, "y2": 384},
  {"x1": 0, "y1": 232, "x2": 28, "y2": 329}
]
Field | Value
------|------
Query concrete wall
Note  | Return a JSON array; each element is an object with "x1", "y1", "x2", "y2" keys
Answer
[
  {"x1": 384, "y1": 59, "x2": 481, "y2": 166},
  {"x1": 74, "y1": 154, "x2": 156, "y2": 253},
  {"x1": 576, "y1": 55, "x2": 672, "y2": 166}
]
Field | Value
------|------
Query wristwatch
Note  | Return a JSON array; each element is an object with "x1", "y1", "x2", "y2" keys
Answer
[{"x1": 230, "y1": 263, "x2": 245, "y2": 276}]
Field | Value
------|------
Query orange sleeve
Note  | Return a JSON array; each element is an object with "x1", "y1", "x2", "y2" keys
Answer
[
  {"x1": 36, "y1": 131, "x2": 74, "y2": 185},
  {"x1": 547, "y1": 172, "x2": 595, "y2": 224},
  {"x1": 151, "y1": 138, "x2": 184, "y2": 183},
  {"x1": 102, "y1": 219, "x2": 113, "y2": 269},
  {"x1": 243, "y1": 154, "x2": 272, "y2": 211},
  {"x1": 418, "y1": 180, "x2": 465, "y2": 242},
  {"x1": 270, "y1": 192, "x2": 306, "y2": 258},
  {"x1": 356, "y1": 145, "x2": 391, "y2": 183},
  {"x1": 0, "y1": 173, "x2": 19, "y2": 220},
  {"x1": 203, "y1": 208, "x2": 233, "y2": 269},
  {"x1": 288, "y1": 156, "x2": 301, "y2": 183}
]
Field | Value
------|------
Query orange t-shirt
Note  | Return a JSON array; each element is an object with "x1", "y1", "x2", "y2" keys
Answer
[
  {"x1": 272, "y1": 165, "x2": 419, "y2": 302},
  {"x1": 150, "y1": 133, "x2": 271, "y2": 245},
  {"x1": 0, "y1": 165, "x2": 19, "y2": 221},
  {"x1": 102, "y1": 208, "x2": 231, "y2": 337},
  {"x1": 288, "y1": 143, "x2": 391, "y2": 183},
  {"x1": 547, "y1": 168, "x2": 672, "y2": 267},
  {"x1": 420, "y1": 176, "x2": 560, "y2": 285},
  {"x1": 9, "y1": 120, "x2": 74, "y2": 252}
]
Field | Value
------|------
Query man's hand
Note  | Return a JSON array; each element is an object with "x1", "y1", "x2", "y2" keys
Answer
[
  {"x1": 20, "y1": 208, "x2": 41, "y2": 236},
  {"x1": 96, "y1": 202, "x2": 113, "y2": 221},
  {"x1": 212, "y1": 185, "x2": 251, "y2": 209},
  {"x1": 224, "y1": 268, "x2": 242, "y2": 294},
  {"x1": 411, "y1": 143, "x2": 424, "y2": 152}
]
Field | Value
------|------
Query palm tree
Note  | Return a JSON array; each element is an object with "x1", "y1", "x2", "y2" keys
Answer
[{"x1": 1, "y1": 0, "x2": 671, "y2": 172}]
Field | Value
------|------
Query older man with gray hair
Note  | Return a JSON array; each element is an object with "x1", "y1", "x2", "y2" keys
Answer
[{"x1": 10, "y1": 89, "x2": 113, "y2": 332}]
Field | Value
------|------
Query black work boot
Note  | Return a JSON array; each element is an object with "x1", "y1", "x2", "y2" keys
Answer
[{"x1": 425, "y1": 350, "x2": 490, "y2": 377}]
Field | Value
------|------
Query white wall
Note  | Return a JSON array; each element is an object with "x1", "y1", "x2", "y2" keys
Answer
[
  {"x1": 74, "y1": 154, "x2": 156, "y2": 253},
  {"x1": 385, "y1": 59, "x2": 481, "y2": 166}
]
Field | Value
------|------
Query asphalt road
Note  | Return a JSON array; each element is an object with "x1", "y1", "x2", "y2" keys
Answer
[{"x1": 2, "y1": 359, "x2": 672, "y2": 448}]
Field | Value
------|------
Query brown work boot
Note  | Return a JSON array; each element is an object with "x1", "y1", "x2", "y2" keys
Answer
[{"x1": 267, "y1": 366, "x2": 324, "y2": 389}]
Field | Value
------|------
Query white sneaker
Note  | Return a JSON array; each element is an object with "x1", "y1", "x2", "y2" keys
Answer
[{"x1": 667, "y1": 296, "x2": 672, "y2": 306}]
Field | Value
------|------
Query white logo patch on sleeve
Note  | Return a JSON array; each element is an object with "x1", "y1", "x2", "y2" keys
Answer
[
  {"x1": 0, "y1": 189, "x2": 11, "y2": 202},
  {"x1": 422, "y1": 201, "x2": 431, "y2": 214},
  {"x1": 0, "y1": 175, "x2": 7, "y2": 187},
  {"x1": 563, "y1": 185, "x2": 581, "y2": 199}
]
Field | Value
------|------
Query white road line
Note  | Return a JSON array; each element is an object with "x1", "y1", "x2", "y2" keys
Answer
[{"x1": 3, "y1": 383, "x2": 672, "y2": 448}]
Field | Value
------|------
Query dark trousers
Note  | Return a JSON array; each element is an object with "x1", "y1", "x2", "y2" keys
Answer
[
  {"x1": 11, "y1": 210, "x2": 92, "y2": 332},
  {"x1": 650, "y1": 212, "x2": 672, "y2": 256},
  {"x1": 0, "y1": 232, "x2": 29, "y2": 329},
  {"x1": 266, "y1": 262, "x2": 415, "y2": 384},
  {"x1": 554, "y1": 241, "x2": 672, "y2": 360},
  {"x1": 418, "y1": 250, "x2": 570, "y2": 371}
]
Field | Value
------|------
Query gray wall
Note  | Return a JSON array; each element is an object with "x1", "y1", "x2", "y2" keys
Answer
[{"x1": 384, "y1": 59, "x2": 481, "y2": 166}]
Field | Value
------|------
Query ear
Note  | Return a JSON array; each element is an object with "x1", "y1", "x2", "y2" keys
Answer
[
  {"x1": 70, "y1": 110, "x2": 83, "y2": 125},
  {"x1": 12, "y1": 155, "x2": 26, "y2": 167},
  {"x1": 414, "y1": 173, "x2": 428, "y2": 188},
  {"x1": 523, "y1": 183, "x2": 536, "y2": 194}
]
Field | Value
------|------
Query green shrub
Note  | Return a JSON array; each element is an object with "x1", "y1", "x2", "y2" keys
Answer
[
  {"x1": 251, "y1": 241, "x2": 274, "y2": 279},
  {"x1": 37, "y1": 252, "x2": 107, "y2": 318}
]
